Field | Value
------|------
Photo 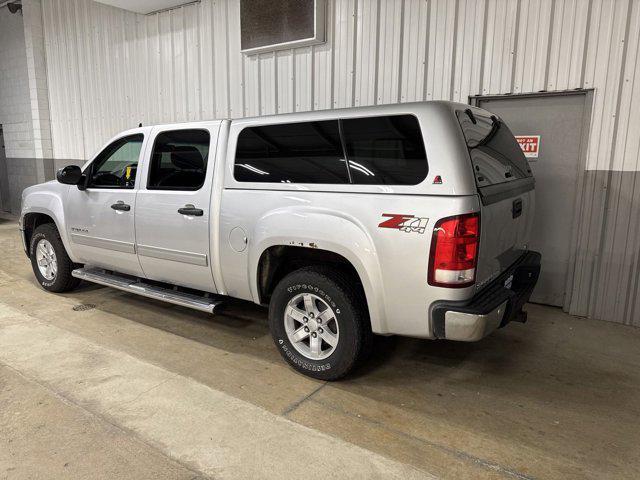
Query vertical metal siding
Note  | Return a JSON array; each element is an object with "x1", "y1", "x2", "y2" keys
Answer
[{"x1": 42, "y1": 0, "x2": 640, "y2": 326}]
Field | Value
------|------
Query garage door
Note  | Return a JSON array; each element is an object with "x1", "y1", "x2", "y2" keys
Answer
[{"x1": 474, "y1": 92, "x2": 591, "y2": 307}]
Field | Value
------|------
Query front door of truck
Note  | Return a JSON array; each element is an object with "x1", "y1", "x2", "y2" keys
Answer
[
  {"x1": 65, "y1": 132, "x2": 149, "y2": 277},
  {"x1": 134, "y1": 124, "x2": 219, "y2": 292}
]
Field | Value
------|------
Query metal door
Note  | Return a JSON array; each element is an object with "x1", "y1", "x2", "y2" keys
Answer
[
  {"x1": 134, "y1": 123, "x2": 220, "y2": 293},
  {"x1": 474, "y1": 91, "x2": 591, "y2": 307},
  {"x1": 65, "y1": 131, "x2": 150, "y2": 277}
]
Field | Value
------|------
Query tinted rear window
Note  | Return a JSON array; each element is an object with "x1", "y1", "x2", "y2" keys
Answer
[
  {"x1": 341, "y1": 115, "x2": 428, "y2": 185},
  {"x1": 456, "y1": 110, "x2": 532, "y2": 187},
  {"x1": 148, "y1": 129, "x2": 210, "y2": 190},
  {"x1": 234, "y1": 120, "x2": 347, "y2": 184},
  {"x1": 234, "y1": 115, "x2": 427, "y2": 185}
]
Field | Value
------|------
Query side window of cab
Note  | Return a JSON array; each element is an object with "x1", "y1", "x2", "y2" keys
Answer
[
  {"x1": 147, "y1": 129, "x2": 210, "y2": 190},
  {"x1": 87, "y1": 134, "x2": 144, "y2": 189}
]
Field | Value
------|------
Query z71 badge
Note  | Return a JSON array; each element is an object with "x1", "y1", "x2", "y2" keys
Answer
[{"x1": 378, "y1": 214, "x2": 429, "y2": 234}]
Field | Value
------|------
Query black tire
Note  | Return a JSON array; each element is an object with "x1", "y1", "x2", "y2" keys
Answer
[
  {"x1": 29, "y1": 223, "x2": 80, "y2": 293},
  {"x1": 268, "y1": 266, "x2": 372, "y2": 381}
]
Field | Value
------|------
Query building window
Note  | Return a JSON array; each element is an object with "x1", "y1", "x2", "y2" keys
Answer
[{"x1": 240, "y1": 0, "x2": 326, "y2": 55}]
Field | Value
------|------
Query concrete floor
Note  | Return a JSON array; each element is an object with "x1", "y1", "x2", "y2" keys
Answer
[{"x1": 0, "y1": 214, "x2": 638, "y2": 480}]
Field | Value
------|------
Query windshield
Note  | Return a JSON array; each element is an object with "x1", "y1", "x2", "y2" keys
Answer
[{"x1": 456, "y1": 109, "x2": 532, "y2": 187}]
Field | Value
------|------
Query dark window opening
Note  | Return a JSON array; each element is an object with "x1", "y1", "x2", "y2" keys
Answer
[
  {"x1": 89, "y1": 134, "x2": 144, "y2": 189},
  {"x1": 234, "y1": 120, "x2": 347, "y2": 184},
  {"x1": 148, "y1": 129, "x2": 210, "y2": 191},
  {"x1": 341, "y1": 115, "x2": 428, "y2": 185},
  {"x1": 234, "y1": 115, "x2": 428, "y2": 186},
  {"x1": 456, "y1": 110, "x2": 532, "y2": 188}
]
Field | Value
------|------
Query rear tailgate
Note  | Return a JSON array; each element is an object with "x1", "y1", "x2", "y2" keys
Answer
[{"x1": 455, "y1": 108, "x2": 535, "y2": 289}]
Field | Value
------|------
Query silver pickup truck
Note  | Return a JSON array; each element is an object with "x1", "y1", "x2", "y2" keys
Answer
[{"x1": 19, "y1": 101, "x2": 541, "y2": 380}]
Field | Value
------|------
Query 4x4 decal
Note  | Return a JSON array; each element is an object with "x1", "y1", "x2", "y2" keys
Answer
[{"x1": 378, "y1": 214, "x2": 429, "y2": 234}]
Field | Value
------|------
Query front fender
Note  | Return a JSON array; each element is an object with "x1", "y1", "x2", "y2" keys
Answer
[
  {"x1": 20, "y1": 183, "x2": 77, "y2": 262},
  {"x1": 249, "y1": 206, "x2": 388, "y2": 334}
]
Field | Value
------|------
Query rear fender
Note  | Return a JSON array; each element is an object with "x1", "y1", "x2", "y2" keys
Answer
[{"x1": 250, "y1": 206, "x2": 387, "y2": 334}]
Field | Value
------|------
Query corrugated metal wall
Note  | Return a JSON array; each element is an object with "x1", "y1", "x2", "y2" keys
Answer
[{"x1": 41, "y1": 0, "x2": 640, "y2": 326}]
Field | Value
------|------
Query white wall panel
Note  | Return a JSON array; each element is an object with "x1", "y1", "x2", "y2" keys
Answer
[
  {"x1": 332, "y1": 0, "x2": 356, "y2": 108},
  {"x1": 354, "y1": 0, "x2": 377, "y2": 107},
  {"x1": 547, "y1": 0, "x2": 589, "y2": 91},
  {"x1": 243, "y1": 53, "x2": 260, "y2": 117},
  {"x1": 276, "y1": 50, "x2": 294, "y2": 114},
  {"x1": 513, "y1": 0, "x2": 553, "y2": 94},
  {"x1": 313, "y1": 0, "x2": 333, "y2": 111},
  {"x1": 400, "y1": 0, "x2": 428, "y2": 103},
  {"x1": 294, "y1": 47, "x2": 312, "y2": 112},
  {"x1": 616, "y1": 0, "x2": 640, "y2": 173},
  {"x1": 425, "y1": 0, "x2": 456, "y2": 100},
  {"x1": 226, "y1": 0, "x2": 243, "y2": 118},
  {"x1": 452, "y1": 0, "x2": 485, "y2": 103},
  {"x1": 482, "y1": 0, "x2": 518, "y2": 95},
  {"x1": 212, "y1": 0, "x2": 229, "y2": 118},
  {"x1": 259, "y1": 52, "x2": 276, "y2": 116},
  {"x1": 376, "y1": 0, "x2": 403, "y2": 105}
]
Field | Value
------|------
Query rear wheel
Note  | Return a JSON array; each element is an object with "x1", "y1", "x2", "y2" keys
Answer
[
  {"x1": 29, "y1": 223, "x2": 80, "y2": 293},
  {"x1": 268, "y1": 267, "x2": 372, "y2": 380}
]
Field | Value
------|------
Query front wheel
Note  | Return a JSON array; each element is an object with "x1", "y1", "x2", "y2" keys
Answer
[
  {"x1": 29, "y1": 223, "x2": 80, "y2": 293},
  {"x1": 268, "y1": 267, "x2": 372, "y2": 381}
]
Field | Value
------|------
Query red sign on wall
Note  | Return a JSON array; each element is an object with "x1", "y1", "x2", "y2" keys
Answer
[{"x1": 515, "y1": 135, "x2": 540, "y2": 159}]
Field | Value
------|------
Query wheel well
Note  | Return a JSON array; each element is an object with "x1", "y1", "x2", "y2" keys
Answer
[
  {"x1": 23, "y1": 213, "x2": 56, "y2": 250},
  {"x1": 257, "y1": 246, "x2": 366, "y2": 305}
]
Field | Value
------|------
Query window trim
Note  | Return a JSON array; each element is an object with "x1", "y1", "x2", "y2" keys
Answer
[
  {"x1": 146, "y1": 128, "x2": 211, "y2": 192},
  {"x1": 232, "y1": 113, "x2": 428, "y2": 186},
  {"x1": 337, "y1": 119, "x2": 354, "y2": 184},
  {"x1": 86, "y1": 134, "x2": 145, "y2": 190},
  {"x1": 240, "y1": 0, "x2": 327, "y2": 55}
]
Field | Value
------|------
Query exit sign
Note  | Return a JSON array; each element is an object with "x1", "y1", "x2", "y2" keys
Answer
[{"x1": 515, "y1": 135, "x2": 541, "y2": 158}]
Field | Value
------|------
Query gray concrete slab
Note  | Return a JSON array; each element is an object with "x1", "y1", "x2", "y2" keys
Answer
[
  {"x1": 0, "y1": 364, "x2": 201, "y2": 480},
  {"x1": 0, "y1": 214, "x2": 639, "y2": 479}
]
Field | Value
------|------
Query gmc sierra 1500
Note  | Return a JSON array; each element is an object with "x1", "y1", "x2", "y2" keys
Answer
[{"x1": 20, "y1": 101, "x2": 540, "y2": 380}]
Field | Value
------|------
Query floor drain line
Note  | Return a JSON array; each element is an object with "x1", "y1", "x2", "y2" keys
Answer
[{"x1": 72, "y1": 304, "x2": 96, "y2": 312}]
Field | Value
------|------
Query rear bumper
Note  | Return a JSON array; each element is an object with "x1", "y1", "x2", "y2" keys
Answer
[{"x1": 430, "y1": 250, "x2": 541, "y2": 341}]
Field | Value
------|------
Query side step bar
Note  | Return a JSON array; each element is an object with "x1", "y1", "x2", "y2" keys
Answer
[{"x1": 72, "y1": 267, "x2": 224, "y2": 313}]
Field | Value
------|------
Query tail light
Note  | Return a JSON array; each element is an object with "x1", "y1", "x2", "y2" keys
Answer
[{"x1": 428, "y1": 212, "x2": 480, "y2": 288}]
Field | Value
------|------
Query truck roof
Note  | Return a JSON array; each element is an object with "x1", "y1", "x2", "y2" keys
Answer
[{"x1": 129, "y1": 100, "x2": 478, "y2": 131}]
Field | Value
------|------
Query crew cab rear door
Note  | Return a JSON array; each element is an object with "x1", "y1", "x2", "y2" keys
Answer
[
  {"x1": 456, "y1": 108, "x2": 535, "y2": 290},
  {"x1": 134, "y1": 123, "x2": 220, "y2": 292}
]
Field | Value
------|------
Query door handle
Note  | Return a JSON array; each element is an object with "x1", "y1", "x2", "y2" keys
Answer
[
  {"x1": 111, "y1": 202, "x2": 131, "y2": 212},
  {"x1": 178, "y1": 205, "x2": 204, "y2": 216}
]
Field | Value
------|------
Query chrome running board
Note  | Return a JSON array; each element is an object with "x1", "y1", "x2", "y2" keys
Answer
[{"x1": 72, "y1": 267, "x2": 223, "y2": 313}]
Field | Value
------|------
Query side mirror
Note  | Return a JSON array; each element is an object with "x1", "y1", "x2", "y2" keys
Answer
[{"x1": 56, "y1": 165, "x2": 83, "y2": 185}]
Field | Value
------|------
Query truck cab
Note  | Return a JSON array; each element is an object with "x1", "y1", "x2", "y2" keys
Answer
[{"x1": 20, "y1": 101, "x2": 541, "y2": 380}]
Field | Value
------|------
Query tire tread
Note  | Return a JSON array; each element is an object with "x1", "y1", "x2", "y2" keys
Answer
[
  {"x1": 30, "y1": 223, "x2": 80, "y2": 293},
  {"x1": 269, "y1": 265, "x2": 372, "y2": 380}
]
